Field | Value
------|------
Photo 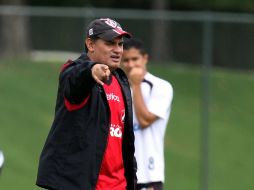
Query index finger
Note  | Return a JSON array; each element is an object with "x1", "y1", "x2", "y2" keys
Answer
[
  {"x1": 93, "y1": 74, "x2": 104, "y2": 86},
  {"x1": 101, "y1": 64, "x2": 109, "y2": 71}
]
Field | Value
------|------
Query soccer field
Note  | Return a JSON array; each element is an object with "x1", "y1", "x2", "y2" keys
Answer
[{"x1": 0, "y1": 60, "x2": 253, "y2": 190}]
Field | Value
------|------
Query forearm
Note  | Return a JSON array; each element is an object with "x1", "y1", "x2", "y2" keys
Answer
[
  {"x1": 62, "y1": 61, "x2": 96, "y2": 104},
  {"x1": 132, "y1": 84, "x2": 157, "y2": 129}
]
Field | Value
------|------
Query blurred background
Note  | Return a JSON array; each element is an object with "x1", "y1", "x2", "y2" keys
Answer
[{"x1": 0, "y1": 0, "x2": 254, "y2": 190}]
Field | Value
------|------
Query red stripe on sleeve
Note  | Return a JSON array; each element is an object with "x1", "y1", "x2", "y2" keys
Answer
[
  {"x1": 64, "y1": 95, "x2": 90, "y2": 111},
  {"x1": 61, "y1": 59, "x2": 73, "y2": 72}
]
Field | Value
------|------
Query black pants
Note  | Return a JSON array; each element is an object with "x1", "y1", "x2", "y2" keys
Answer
[{"x1": 137, "y1": 181, "x2": 163, "y2": 190}]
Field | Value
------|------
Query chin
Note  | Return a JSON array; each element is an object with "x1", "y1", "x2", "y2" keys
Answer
[{"x1": 109, "y1": 62, "x2": 120, "y2": 70}]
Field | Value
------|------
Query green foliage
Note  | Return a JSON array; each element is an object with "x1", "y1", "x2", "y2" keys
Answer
[
  {"x1": 0, "y1": 60, "x2": 253, "y2": 189},
  {"x1": 26, "y1": 0, "x2": 254, "y2": 12},
  {"x1": 171, "y1": 0, "x2": 254, "y2": 12}
]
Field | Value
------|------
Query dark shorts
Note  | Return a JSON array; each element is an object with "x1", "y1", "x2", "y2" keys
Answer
[{"x1": 137, "y1": 181, "x2": 163, "y2": 190}]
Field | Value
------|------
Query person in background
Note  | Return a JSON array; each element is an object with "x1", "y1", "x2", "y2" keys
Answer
[
  {"x1": 121, "y1": 38, "x2": 173, "y2": 190},
  {"x1": 0, "y1": 150, "x2": 4, "y2": 174},
  {"x1": 36, "y1": 18, "x2": 137, "y2": 190}
]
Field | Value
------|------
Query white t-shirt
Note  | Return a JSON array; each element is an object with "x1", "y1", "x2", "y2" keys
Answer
[
  {"x1": 0, "y1": 150, "x2": 4, "y2": 169},
  {"x1": 133, "y1": 72, "x2": 173, "y2": 184}
]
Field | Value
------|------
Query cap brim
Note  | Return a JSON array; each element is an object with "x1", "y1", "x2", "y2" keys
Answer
[{"x1": 98, "y1": 29, "x2": 132, "y2": 41}]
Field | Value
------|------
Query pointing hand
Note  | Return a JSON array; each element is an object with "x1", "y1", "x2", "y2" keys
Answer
[{"x1": 92, "y1": 64, "x2": 111, "y2": 85}]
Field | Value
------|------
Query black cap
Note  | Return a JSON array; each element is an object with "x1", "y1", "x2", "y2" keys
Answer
[{"x1": 86, "y1": 18, "x2": 132, "y2": 41}]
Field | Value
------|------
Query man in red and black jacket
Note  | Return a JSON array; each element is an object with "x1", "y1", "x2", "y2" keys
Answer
[{"x1": 36, "y1": 18, "x2": 137, "y2": 190}]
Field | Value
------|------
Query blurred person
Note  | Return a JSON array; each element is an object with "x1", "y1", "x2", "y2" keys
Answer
[
  {"x1": 36, "y1": 18, "x2": 137, "y2": 190},
  {"x1": 121, "y1": 38, "x2": 173, "y2": 190},
  {"x1": 0, "y1": 150, "x2": 4, "y2": 174}
]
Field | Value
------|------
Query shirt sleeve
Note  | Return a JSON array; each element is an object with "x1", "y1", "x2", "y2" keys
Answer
[{"x1": 146, "y1": 81, "x2": 173, "y2": 119}]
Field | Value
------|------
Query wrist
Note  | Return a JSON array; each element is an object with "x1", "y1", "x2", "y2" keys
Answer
[{"x1": 131, "y1": 83, "x2": 141, "y2": 90}]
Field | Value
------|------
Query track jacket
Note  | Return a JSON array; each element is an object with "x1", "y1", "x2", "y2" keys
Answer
[{"x1": 36, "y1": 52, "x2": 137, "y2": 190}]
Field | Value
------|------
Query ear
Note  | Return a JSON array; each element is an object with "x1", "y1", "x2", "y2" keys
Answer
[
  {"x1": 85, "y1": 38, "x2": 95, "y2": 52},
  {"x1": 143, "y1": 53, "x2": 149, "y2": 65}
]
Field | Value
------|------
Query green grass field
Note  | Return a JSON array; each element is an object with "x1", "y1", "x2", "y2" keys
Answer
[{"x1": 0, "y1": 60, "x2": 253, "y2": 190}]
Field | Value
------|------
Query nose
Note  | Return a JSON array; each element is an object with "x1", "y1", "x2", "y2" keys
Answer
[
  {"x1": 127, "y1": 60, "x2": 135, "y2": 68},
  {"x1": 114, "y1": 44, "x2": 123, "y2": 54}
]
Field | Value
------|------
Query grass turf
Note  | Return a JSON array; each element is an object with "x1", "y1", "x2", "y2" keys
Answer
[{"x1": 0, "y1": 60, "x2": 253, "y2": 190}]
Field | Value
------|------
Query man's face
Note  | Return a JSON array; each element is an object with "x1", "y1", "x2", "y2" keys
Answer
[
  {"x1": 87, "y1": 36, "x2": 124, "y2": 71},
  {"x1": 121, "y1": 47, "x2": 148, "y2": 75}
]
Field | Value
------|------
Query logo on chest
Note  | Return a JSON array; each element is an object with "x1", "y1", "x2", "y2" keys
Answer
[{"x1": 106, "y1": 93, "x2": 120, "y2": 102}]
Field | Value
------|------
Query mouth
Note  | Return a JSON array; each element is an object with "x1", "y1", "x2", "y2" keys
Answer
[{"x1": 111, "y1": 55, "x2": 121, "y2": 62}]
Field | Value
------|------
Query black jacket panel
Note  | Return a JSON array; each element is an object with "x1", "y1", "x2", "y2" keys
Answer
[{"x1": 36, "y1": 53, "x2": 136, "y2": 190}]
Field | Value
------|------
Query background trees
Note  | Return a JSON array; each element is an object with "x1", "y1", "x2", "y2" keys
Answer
[
  {"x1": 0, "y1": 0, "x2": 30, "y2": 58},
  {"x1": 1, "y1": 0, "x2": 254, "y2": 65}
]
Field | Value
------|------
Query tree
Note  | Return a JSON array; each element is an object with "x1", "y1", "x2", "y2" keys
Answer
[
  {"x1": 0, "y1": 0, "x2": 30, "y2": 58},
  {"x1": 150, "y1": 0, "x2": 171, "y2": 62}
]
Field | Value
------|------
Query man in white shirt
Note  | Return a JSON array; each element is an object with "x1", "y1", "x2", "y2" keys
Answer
[
  {"x1": 0, "y1": 150, "x2": 4, "y2": 174},
  {"x1": 121, "y1": 38, "x2": 173, "y2": 190}
]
